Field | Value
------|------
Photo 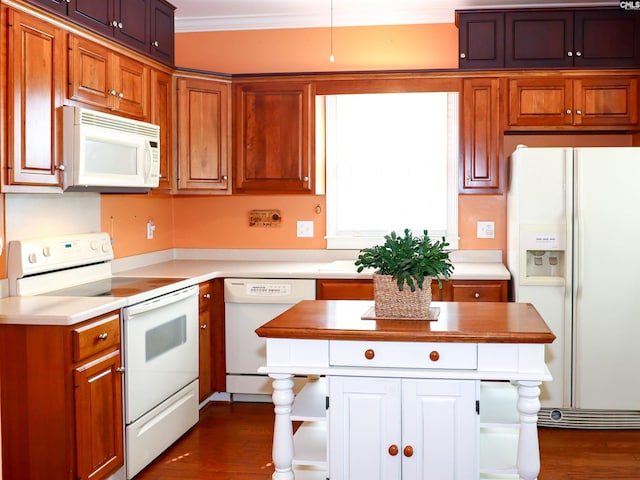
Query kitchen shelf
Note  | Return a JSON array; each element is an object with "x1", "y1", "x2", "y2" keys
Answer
[
  {"x1": 480, "y1": 427, "x2": 519, "y2": 475},
  {"x1": 480, "y1": 381, "x2": 519, "y2": 425},
  {"x1": 292, "y1": 421, "x2": 327, "y2": 468},
  {"x1": 292, "y1": 464, "x2": 329, "y2": 480},
  {"x1": 291, "y1": 377, "x2": 327, "y2": 421}
]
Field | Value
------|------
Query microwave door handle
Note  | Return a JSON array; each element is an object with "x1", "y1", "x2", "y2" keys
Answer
[{"x1": 143, "y1": 144, "x2": 152, "y2": 180}]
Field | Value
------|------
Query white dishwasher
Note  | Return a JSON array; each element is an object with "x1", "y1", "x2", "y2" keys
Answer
[{"x1": 224, "y1": 278, "x2": 316, "y2": 400}]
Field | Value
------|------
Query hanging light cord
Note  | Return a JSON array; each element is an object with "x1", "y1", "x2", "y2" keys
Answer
[{"x1": 330, "y1": 0, "x2": 335, "y2": 62}]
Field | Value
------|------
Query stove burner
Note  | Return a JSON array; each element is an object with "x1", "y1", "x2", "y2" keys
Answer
[{"x1": 39, "y1": 277, "x2": 186, "y2": 298}]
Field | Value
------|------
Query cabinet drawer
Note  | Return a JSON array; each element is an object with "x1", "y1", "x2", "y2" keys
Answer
[
  {"x1": 450, "y1": 281, "x2": 507, "y2": 302},
  {"x1": 72, "y1": 312, "x2": 121, "y2": 362},
  {"x1": 330, "y1": 341, "x2": 477, "y2": 370}
]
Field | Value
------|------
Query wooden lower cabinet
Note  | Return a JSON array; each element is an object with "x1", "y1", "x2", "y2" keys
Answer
[
  {"x1": 317, "y1": 278, "x2": 507, "y2": 302},
  {"x1": 0, "y1": 311, "x2": 124, "y2": 480},
  {"x1": 198, "y1": 281, "x2": 213, "y2": 401},
  {"x1": 330, "y1": 376, "x2": 478, "y2": 480},
  {"x1": 198, "y1": 279, "x2": 226, "y2": 401}
]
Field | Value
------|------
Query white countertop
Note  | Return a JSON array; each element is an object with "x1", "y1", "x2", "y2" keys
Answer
[{"x1": 0, "y1": 252, "x2": 510, "y2": 326}]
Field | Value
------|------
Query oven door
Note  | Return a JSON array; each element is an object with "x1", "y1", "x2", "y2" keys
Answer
[{"x1": 123, "y1": 285, "x2": 199, "y2": 424}]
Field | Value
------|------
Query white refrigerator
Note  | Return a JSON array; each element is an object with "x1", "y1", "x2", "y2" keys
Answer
[{"x1": 507, "y1": 146, "x2": 640, "y2": 427}]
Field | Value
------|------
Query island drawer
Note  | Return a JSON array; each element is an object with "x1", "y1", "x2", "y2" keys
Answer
[
  {"x1": 329, "y1": 340, "x2": 477, "y2": 370},
  {"x1": 72, "y1": 312, "x2": 121, "y2": 362}
]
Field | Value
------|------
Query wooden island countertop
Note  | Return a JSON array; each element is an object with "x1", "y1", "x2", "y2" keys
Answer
[{"x1": 255, "y1": 300, "x2": 556, "y2": 344}]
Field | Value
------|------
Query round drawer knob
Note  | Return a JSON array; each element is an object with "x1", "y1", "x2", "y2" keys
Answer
[
  {"x1": 388, "y1": 444, "x2": 399, "y2": 456},
  {"x1": 474, "y1": 292, "x2": 480, "y2": 299},
  {"x1": 200, "y1": 324, "x2": 208, "y2": 329},
  {"x1": 429, "y1": 350, "x2": 440, "y2": 362},
  {"x1": 403, "y1": 445, "x2": 414, "y2": 457},
  {"x1": 98, "y1": 332, "x2": 108, "y2": 340},
  {"x1": 364, "y1": 349, "x2": 375, "y2": 360}
]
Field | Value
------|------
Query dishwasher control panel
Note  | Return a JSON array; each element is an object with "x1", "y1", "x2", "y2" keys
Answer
[
  {"x1": 246, "y1": 283, "x2": 291, "y2": 296},
  {"x1": 224, "y1": 278, "x2": 316, "y2": 304}
]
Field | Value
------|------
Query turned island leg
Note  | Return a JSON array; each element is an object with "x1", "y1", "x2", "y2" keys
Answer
[
  {"x1": 270, "y1": 373, "x2": 295, "y2": 480},
  {"x1": 516, "y1": 380, "x2": 542, "y2": 480}
]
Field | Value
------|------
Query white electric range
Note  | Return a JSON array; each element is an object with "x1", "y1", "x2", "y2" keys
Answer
[{"x1": 7, "y1": 232, "x2": 200, "y2": 479}]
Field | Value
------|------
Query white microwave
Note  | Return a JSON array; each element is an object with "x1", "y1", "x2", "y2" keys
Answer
[{"x1": 62, "y1": 106, "x2": 160, "y2": 193}]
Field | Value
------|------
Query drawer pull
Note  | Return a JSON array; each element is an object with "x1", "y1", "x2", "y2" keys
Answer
[
  {"x1": 364, "y1": 349, "x2": 375, "y2": 360},
  {"x1": 200, "y1": 324, "x2": 208, "y2": 330},
  {"x1": 403, "y1": 445, "x2": 414, "y2": 457},
  {"x1": 203, "y1": 293, "x2": 211, "y2": 299},
  {"x1": 474, "y1": 292, "x2": 480, "y2": 299},
  {"x1": 97, "y1": 332, "x2": 109, "y2": 340},
  {"x1": 388, "y1": 444, "x2": 399, "y2": 456},
  {"x1": 429, "y1": 350, "x2": 440, "y2": 362}
]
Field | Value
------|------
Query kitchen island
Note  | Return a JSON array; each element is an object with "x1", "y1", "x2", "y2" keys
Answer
[{"x1": 256, "y1": 300, "x2": 555, "y2": 480}]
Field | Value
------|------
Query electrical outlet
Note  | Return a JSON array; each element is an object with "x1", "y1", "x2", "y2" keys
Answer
[
  {"x1": 147, "y1": 219, "x2": 155, "y2": 240},
  {"x1": 477, "y1": 221, "x2": 495, "y2": 239},
  {"x1": 297, "y1": 220, "x2": 314, "y2": 238}
]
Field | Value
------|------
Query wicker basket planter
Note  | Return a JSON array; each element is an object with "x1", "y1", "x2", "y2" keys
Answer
[{"x1": 373, "y1": 273, "x2": 432, "y2": 319}]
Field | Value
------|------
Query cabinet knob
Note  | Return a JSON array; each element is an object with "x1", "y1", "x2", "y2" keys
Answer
[
  {"x1": 403, "y1": 445, "x2": 414, "y2": 457},
  {"x1": 55, "y1": 164, "x2": 65, "y2": 171},
  {"x1": 111, "y1": 20, "x2": 118, "y2": 27},
  {"x1": 303, "y1": 176, "x2": 309, "y2": 182},
  {"x1": 118, "y1": 22, "x2": 123, "y2": 29},
  {"x1": 566, "y1": 109, "x2": 572, "y2": 115},
  {"x1": 109, "y1": 89, "x2": 117, "y2": 96},
  {"x1": 116, "y1": 367, "x2": 125, "y2": 373},
  {"x1": 364, "y1": 349, "x2": 375, "y2": 360},
  {"x1": 222, "y1": 175, "x2": 228, "y2": 181},
  {"x1": 474, "y1": 292, "x2": 480, "y2": 299},
  {"x1": 203, "y1": 293, "x2": 211, "y2": 299},
  {"x1": 200, "y1": 324, "x2": 208, "y2": 329},
  {"x1": 567, "y1": 51, "x2": 573, "y2": 57},
  {"x1": 575, "y1": 51, "x2": 582, "y2": 57},
  {"x1": 429, "y1": 350, "x2": 440, "y2": 362},
  {"x1": 460, "y1": 52, "x2": 466, "y2": 59},
  {"x1": 576, "y1": 109, "x2": 582, "y2": 115},
  {"x1": 98, "y1": 332, "x2": 108, "y2": 340},
  {"x1": 388, "y1": 444, "x2": 399, "y2": 456},
  {"x1": 118, "y1": 92, "x2": 125, "y2": 99},
  {"x1": 152, "y1": 40, "x2": 160, "y2": 47}
]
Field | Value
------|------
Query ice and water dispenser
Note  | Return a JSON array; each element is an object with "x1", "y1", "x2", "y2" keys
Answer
[{"x1": 519, "y1": 226, "x2": 566, "y2": 285}]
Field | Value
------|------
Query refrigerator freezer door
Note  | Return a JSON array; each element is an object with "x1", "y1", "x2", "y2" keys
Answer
[{"x1": 573, "y1": 147, "x2": 640, "y2": 410}]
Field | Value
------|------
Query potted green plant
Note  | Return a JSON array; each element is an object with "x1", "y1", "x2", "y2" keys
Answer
[{"x1": 355, "y1": 228, "x2": 453, "y2": 319}]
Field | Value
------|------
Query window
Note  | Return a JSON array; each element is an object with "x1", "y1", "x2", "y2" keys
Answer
[{"x1": 320, "y1": 92, "x2": 459, "y2": 250}]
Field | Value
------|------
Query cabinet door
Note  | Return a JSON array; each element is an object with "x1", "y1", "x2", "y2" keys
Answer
[
  {"x1": 505, "y1": 11, "x2": 574, "y2": 68},
  {"x1": 150, "y1": 0, "x2": 175, "y2": 65},
  {"x1": 4, "y1": 9, "x2": 65, "y2": 189},
  {"x1": 329, "y1": 377, "x2": 402, "y2": 480},
  {"x1": 573, "y1": 77, "x2": 639, "y2": 128},
  {"x1": 114, "y1": 0, "x2": 149, "y2": 53},
  {"x1": 574, "y1": 9, "x2": 640, "y2": 68},
  {"x1": 68, "y1": 35, "x2": 112, "y2": 110},
  {"x1": 235, "y1": 82, "x2": 314, "y2": 193},
  {"x1": 69, "y1": 0, "x2": 114, "y2": 38},
  {"x1": 176, "y1": 76, "x2": 231, "y2": 192},
  {"x1": 151, "y1": 69, "x2": 173, "y2": 191},
  {"x1": 457, "y1": 12, "x2": 504, "y2": 69},
  {"x1": 507, "y1": 77, "x2": 573, "y2": 128},
  {"x1": 74, "y1": 349, "x2": 124, "y2": 480},
  {"x1": 23, "y1": 0, "x2": 68, "y2": 15},
  {"x1": 112, "y1": 54, "x2": 149, "y2": 120},
  {"x1": 198, "y1": 282, "x2": 213, "y2": 402},
  {"x1": 402, "y1": 379, "x2": 478, "y2": 480},
  {"x1": 460, "y1": 78, "x2": 502, "y2": 193}
]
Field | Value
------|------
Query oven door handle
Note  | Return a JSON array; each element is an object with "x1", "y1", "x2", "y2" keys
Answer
[{"x1": 126, "y1": 286, "x2": 198, "y2": 317}]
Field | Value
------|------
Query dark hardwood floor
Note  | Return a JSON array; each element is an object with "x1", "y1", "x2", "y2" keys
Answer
[{"x1": 134, "y1": 401, "x2": 640, "y2": 480}]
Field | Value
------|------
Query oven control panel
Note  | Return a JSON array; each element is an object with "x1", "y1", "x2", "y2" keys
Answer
[{"x1": 8, "y1": 232, "x2": 113, "y2": 280}]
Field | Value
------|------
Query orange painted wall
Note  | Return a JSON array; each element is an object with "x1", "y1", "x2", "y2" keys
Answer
[
  {"x1": 175, "y1": 24, "x2": 458, "y2": 74},
  {"x1": 100, "y1": 194, "x2": 174, "y2": 258}
]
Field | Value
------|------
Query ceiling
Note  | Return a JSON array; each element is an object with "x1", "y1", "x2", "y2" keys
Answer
[{"x1": 170, "y1": 0, "x2": 619, "y2": 32}]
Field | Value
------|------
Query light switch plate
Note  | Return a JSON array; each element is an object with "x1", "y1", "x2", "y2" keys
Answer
[
  {"x1": 477, "y1": 221, "x2": 495, "y2": 239},
  {"x1": 297, "y1": 221, "x2": 314, "y2": 238}
]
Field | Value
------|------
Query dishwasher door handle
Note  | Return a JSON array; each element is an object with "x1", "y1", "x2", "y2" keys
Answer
[{"x1": 127, "y1": 286, "x2": 198, "y2": 317}]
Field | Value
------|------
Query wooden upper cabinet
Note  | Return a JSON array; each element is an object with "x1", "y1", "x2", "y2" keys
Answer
[
  {"x1": 457, "y1": 11, "x2": 505, "y2": 69},
  {"x1": 507, "y1": 76, "x2": 639, "y2": 130},
  {"x1": 151, "y1": 68, "x2": 173, "y2": 191},
  {"x1": 460, "y1": 78, "x2": 502, "y2": 193},
  {"x1": 3, "y1": 8, "x2": 65, "y2": 191},
  {"x1": 505, "y1": 9, "x2": 640, "y2": 69},
  {"x1": 68, "y1": 35, "x2": 150, "y2": 120},
  {"x1": 176, "y1": 75, "x2": 231, "y2": 192},
  {"x1": 23, "y1": 0, "x2": 69, "y2": 16},
  {"x1": 150, "y1": 0, "x2": 175, "y2": 65},
  {"x1": 113, "y1": 0, "x2": 149, "y2": 53},
  {"x1": 234, "y1": 82, "x2": 314, "y2": 193}
]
